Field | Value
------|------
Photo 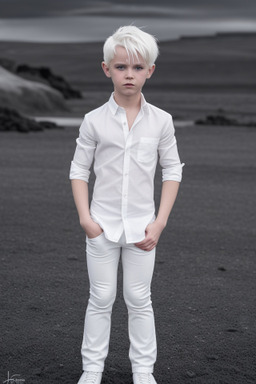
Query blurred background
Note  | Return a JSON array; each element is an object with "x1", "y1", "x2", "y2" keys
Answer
[
  {"x1": 1, "y1": 0, "x2": 256, "y2": 42},
  {"x1": 1, "y1": 2, "x2": 256, "y2": 384},
  {"x1": 0, "y1": 0, "x2": 256, "y2": 128}
]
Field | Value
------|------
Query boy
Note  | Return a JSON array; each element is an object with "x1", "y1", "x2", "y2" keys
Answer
[{"x1": 70, "y1": 26, "x2": 184, "y2": 384}]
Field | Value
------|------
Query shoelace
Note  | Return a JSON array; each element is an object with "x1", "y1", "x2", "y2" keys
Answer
[
  {"x1": 84, "y1": 372, "x2": 99, "y2": 384},
  {"x1": 138, "y1": 373, "x2": 151, "y2": 384}
]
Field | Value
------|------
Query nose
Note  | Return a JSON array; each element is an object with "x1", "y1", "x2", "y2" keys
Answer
[{"x1": 125, "y1": 68, "x2": 134, "y2": 79}]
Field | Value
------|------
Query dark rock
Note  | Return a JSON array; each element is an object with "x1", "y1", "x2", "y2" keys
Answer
[
  {"x1": 186, "y1": 370, "x2": 196, "y2": 378},
  {"x1": 0, "y1": 106, "x2": 63, "y2": 133},
  {"x1": 31, "y1": 368, "x2": 42, "y2": 376},
  {"x1": 195, "y1": 114, "x2": 256, "y2": 127},
  {"x1": 226, "y1": 328, "x2": 239, "y2": 333},
  {"x1": 195, "y1": 115, "x2": 238, "y2": 126},
  {"x1": 39, "y1": 121, "x2": 62, "y2": 130},
  {"x1": 206, "y1": 354, "x2": 219, "y2": 361},
  {"x1": 0, "y1": 57, "x2": 16, "y2": 72},
  {"x1": 245, "y1": 121, "x2": 256, "y2": 127},
  {"x1": 16, "y1": 64, "x2": 82, "y2": 99}
]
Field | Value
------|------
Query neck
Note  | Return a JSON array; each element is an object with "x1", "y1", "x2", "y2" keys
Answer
[{"x1": 113, "y1": 91, "x2": 142, "y2": 110}]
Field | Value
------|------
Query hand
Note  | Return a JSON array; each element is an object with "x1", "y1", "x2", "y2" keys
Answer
[
  {"x1": 135, "y1": 220, "x2": 165, "y2": 252},
  {"x1": 80, "y1": 217, "x2": 103, "y2": 239}
]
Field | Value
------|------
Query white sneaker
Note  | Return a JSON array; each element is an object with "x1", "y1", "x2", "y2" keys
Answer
[
  {"x1": 133, "y1": 373, "x2": 157, "y2": 384},
  {"x1": 77, "y1": 371, "x2": 102, "y2": 384}
]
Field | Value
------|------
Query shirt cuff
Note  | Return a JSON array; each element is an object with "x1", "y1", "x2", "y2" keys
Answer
[
  {"x1": 69, "y1": 161, "x2": 90, "y2": 183},
  {"x1": 162, "y1": 163, "x2": 185, "y2": 182}
]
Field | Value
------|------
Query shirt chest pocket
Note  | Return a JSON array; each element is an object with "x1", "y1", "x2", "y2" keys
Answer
[{"x1": 137, "y1": 137, "x2": 159, "y2": 163}]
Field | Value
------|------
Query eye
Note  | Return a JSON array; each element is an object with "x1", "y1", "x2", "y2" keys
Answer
[
  {"x1": 116, "y1": 65, "x2": 125, "y2": 70},
  {"x1": 135, "y1": 66, "x2": 143, "y2": 70}
]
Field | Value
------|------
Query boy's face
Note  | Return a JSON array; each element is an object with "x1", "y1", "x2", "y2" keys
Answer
[{"x1": 102, "y1": 46, "x2": 155, "y2": 99}]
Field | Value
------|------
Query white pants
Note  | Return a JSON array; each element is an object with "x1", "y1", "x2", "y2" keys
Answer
[{"x1": 81, "y1": 231, "x2": 157, "y2": 373}]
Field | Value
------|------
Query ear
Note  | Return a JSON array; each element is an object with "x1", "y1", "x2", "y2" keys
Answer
[
  {"x1": 146, "y1": 64, "x2": 156, "y2": 79},
  {"x1": 101, "y1": 61, "x2": 111, "y2": 78}
]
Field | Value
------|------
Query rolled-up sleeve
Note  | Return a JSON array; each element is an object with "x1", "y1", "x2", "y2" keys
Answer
[
  {"x1": 69, "y1": 115, "x2": 96, "y2": 183},
  {"x1": 158, "y1": 115, "x2": 184, "y2": 183}
]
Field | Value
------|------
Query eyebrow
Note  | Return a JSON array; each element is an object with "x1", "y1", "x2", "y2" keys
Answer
[{"x1": 114, "y1": 62, "x2": 144, "y2": 66}]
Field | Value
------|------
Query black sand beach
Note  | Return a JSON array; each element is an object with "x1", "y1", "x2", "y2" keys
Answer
[{"x1": 0, "y1": 33, "x2": 256, "y2": 383}]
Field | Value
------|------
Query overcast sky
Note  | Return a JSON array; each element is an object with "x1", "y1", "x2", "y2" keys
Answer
[
  {"x1": 0, "y1": 0, "x2": 256, "y2": 18},
  {"x1": 0, "y1": 0, "x2": 255, "y2": 42}
]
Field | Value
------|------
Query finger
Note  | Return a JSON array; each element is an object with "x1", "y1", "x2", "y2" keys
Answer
[
  {"x1": 147, "y1": 244, "x2": 156, "y2": 251},
  {"x1": 135, "y1": 242, "x2": 146, "y2": 249},
  {"x1": 136, "y1": 242, "x2": 155, "y2": 251},
  {"x1": 137, "y1": 240, "x2": 153, "y2": 249},
  {"x1": 135, "y1": 239, "x2": 151, "y2": 248},
  {"x1": 135, "y1": 242, "x2": 149, "y2": 250},
  {"x1": 136, "y1": 232, "x2": 154, "y2": 244},
  {"x1": 135, "y1": 239, "x2": 147, "y2": 247}
]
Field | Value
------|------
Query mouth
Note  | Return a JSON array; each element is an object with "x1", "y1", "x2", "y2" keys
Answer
[{"x1": 124, "y1": 83, "x2": 134, "y2": 87}]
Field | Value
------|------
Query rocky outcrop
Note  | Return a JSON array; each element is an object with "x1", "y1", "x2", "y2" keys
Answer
[
  {"x1": 0, "y1": 106, "x2": 62, "y2": 133},
  {"x1": 0, "y1": 66, "x2": 68, "y2": 114},
  {"x1": 0, "y1": 57, "x2": 82, "y2": 99},
  {"x1": 16, "y1": 64, "x2": 82, "y2": 99}
]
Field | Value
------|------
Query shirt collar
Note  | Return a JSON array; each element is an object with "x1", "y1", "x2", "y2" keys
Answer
[{"x1": 108, "y1": 92, "x2": 149, "y2": 115}]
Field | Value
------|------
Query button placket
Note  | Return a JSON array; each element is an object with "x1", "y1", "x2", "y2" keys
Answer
[
  {"x1": 121, "y1": 134, "x2": 132, "y2": 226},
  {"x1": 121, "y1": 113, "x2": 129, "y2": 142}
]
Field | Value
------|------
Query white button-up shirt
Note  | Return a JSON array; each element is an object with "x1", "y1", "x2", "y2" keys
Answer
[{"x1": 70, "y1": 93, "x2": 183, "y2": 243}]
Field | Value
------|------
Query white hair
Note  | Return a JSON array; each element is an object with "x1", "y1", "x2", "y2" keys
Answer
[{"x1": 103, "y1": 26, "x2": 159, "y2": 67}]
